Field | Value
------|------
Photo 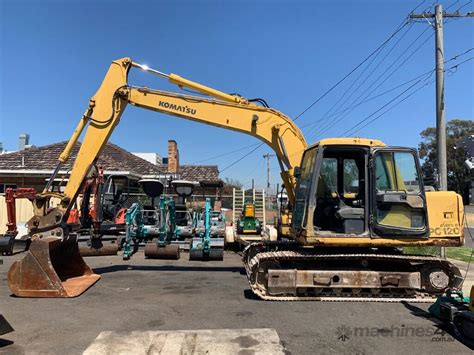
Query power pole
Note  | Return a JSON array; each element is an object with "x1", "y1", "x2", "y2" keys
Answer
[
  {"x1": 410, "y1": 5, "x2": 474, "y2": 191},
  {"x1": 262, "y1": 154, "x2": 275, "y2": 190}
]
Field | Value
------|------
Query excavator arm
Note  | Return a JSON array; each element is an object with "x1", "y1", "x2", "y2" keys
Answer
[
  {"x1": 127, "y1": 86, "x2": 306, "y2": 198},
  {"x1": 47, "y1": 57, "x2": 305, "y2": 228}
]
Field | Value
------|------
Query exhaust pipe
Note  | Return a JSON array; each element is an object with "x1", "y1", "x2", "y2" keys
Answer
[{"x1": 8, "y1": 235, "x2": 100, "y2": 297}]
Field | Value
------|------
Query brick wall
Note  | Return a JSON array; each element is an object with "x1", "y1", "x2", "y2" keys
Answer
[{"x1": 167, "y1": 140, "x2": 179, "y2": 173}]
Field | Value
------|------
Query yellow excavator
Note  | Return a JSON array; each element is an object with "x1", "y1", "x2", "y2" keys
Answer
[{"x1": 7, "y1": 58, "x2": 465, "y2": 300}]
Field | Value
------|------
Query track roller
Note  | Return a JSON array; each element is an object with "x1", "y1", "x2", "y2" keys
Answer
[{"x1": 144, "y1": 243, "x2": 180, "y2": 259}]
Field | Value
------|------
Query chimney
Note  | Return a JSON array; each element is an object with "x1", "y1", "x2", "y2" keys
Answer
[
  {"x1": 19, "y1": 133, "x2": 30, "y2": 151},
  {"x1": 0, "y1": 142, "x2": 3, "y2": 153},
  {"x1": 167, "y1": 140, "x2": 179, "y2": 173}
]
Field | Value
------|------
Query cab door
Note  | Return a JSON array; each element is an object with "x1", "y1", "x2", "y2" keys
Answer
[
  {"x1": 292, "y1": 147, "x2": 318, "y2": 230},
  {"x1": 370, "y1": 147, "x2": 428, "y2": 238}
]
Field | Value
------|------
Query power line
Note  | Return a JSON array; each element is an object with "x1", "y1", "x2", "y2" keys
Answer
[
  {"x1": 217, "y1": 49, "x2": 472, "y2": 174},
  {"x1": 302, "y1": 70, "x2": 432, "y2": 128},
  {"x1": 454, "y1": 0, "x2": 473, "y2": 13},
  {"x1": 307, "y1": 23, "x2": 424, "y2": 139},
  {"x1": 292, "y1": 20, "x2": 411, "y2": 123},
  {"x1": 302, "y1": 4, "x2": 433, "y2": 139},
  {"x1": 313, "y1": 22, "x2": 416, "y2": 135},
  {"x1": 311, "y1": 27, "x2": 434, "y2": 141},
  {"x1": 211, "y1": 1, "x2": 431, "y2": 173},
  {"x1": 220, "y1": 143, "x2": 263, "y2": 173},
  {"x1": 343, "y1": 79, "x2": 435, "y2": 136},
  {"x1": 304, "y1": 46, "x2": 473, "y2": 133},
  {"x1": 190, "y1": 142, "x2": 260, "y2": 164},
  {"x1": 445, "y1": 0, "x2": 461, "y2": 11},
  {"x1": 339, "y1": 77, "x2": 431, "y2": 136},
  {"x1": 339, "y1": 57, "x2": 473, "y2": 136}
]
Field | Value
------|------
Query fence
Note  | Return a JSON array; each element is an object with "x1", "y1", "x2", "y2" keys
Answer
[{"x1": 0, "y1": 196, "x2": 62, "y2": 234}]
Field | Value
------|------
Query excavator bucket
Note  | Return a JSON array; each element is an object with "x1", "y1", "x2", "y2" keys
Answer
[
  {"x1": 189, "y1": 237, "x2": 224, "y2": 261},
  {"x1": 189, "y1": 247, "x2": 224, "y2": 261},
  {"x1": 78, "y1": 237, "x2": 119, "y2": 257},
  {"x1": 8, "y1": 236, "x2": 100, "y2": 298},
  {"x1": 144, "y1": 243, "x2": 180, "y2": 259}
]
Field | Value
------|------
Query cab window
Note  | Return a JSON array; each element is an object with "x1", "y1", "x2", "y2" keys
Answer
[
  {"x1": 374, "y1": 151, "x2": 425, "y2": 230},
  {"x1": 375, "y1": 152, "x2": 421, "y2": 193},
  {"x1": 292, "y1": 147, "x2": 317, "y2": 228},
  {"x1": 343, "y1": 159, "x2": 359, "y2": 195}
]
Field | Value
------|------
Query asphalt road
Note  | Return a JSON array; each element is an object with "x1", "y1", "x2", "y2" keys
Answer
[{"x1": 0, "y1": 251, "x2": 473, "y2": 354}]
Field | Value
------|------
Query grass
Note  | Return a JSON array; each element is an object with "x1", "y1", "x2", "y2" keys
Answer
[
  {"x1": 403, "y1": 246, "x2": 442, "y2": 257},
  {"x1": 403, "y1": 246, "x2": 474, "y2": 263},
  {"x1": 446, "y1": 247, "x2": 474, "y2": 263}
]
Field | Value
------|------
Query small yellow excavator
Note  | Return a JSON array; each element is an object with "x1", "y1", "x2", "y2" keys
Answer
[{"x1": 7, "y1": 58, "x2": 465, "y2": 301}]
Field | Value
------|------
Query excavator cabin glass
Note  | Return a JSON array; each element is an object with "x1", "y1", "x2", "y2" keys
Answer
[
  {"x1": 312, "y1": 146, "x2": 368, "y2": 235},
  {"x1": 371, "y1": 147, "x2": 427, "y2": 238},
  {"x1": 293, "y1": 145, "x2": 428, "y2": 238}
]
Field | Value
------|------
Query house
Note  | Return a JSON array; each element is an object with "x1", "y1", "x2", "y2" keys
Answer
[{"x1": 0, "y1": 136, "x2": 221, "y2": 198}]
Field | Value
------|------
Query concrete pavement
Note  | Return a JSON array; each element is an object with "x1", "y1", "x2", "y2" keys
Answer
[{"x1": 0, "y1": 251, "x2": 473, "y2": 354}]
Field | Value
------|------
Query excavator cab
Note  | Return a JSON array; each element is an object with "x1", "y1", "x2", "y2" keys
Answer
[{"x1": 293, "y1": 141, "x2": 428, "y2": 239}]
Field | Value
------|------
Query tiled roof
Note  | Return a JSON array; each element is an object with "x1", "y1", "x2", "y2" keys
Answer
[
  {"x1": 0, "y1": 141, "x2": 162, "y2": 176},
  {"x1": 180, "y1": 165, "x2": 219, "y2": 181},
  {"x1": 0, "y1": 141, "x2": 220, "y2": 181}
]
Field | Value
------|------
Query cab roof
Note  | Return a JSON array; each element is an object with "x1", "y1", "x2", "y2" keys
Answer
[{"x1": 313, "y1": 137, "x2": 386, "y2": 148}]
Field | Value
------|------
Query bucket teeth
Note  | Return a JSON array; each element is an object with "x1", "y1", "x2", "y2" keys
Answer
[
  {"x1": 0, "y1": 315, "x2": 14, "y2": 336},
  {"x1": 7, "y1": 236, "x2": 100, "y2": 298}
]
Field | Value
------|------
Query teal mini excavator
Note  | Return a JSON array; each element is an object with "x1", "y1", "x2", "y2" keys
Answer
[
  {"x1": 123, "y1": 196, "x2": 180, "y2": 260},
  {"x1": 189, "y1": 198, "x2": 224, "y2": 261},
  {"x1": 122, "y1": 179, "x2": 180, "y2": 260}
]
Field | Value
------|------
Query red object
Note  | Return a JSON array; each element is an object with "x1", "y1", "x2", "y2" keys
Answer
[
  {"x1": 89, "y1": 205, "x2": 97, "y2": 220},
  {"x1": 67, "y1": 209, "x2": 79, "y2": 225},
  {"x1": 4, "y1": 188, "x2": 37, "y2": 236},
  {"x1": 115, "y1": 208, "x2": 126, "y2": 225}
]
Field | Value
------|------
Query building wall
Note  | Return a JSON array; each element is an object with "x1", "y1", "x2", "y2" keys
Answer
[
  {"x1": 0, "y1": 175, "x2": 46, "y2": 192},
  {"x1": 0, "y1": 195, "x2": 62, "y2": 235}
]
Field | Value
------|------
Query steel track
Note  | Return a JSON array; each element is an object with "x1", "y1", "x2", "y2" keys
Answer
[{"x1": 243, "y1": 245, "x2": 463, "y2": 302}]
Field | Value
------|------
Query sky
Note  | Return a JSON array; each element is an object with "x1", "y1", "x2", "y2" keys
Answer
[{"x1": 0, "y1": 0, "x2": 473, "y2": 190}]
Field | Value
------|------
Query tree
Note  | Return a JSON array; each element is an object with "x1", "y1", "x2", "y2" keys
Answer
[
  {"x1": 418, "y1": 119, "x2": 473, "y2": 202},
  {"x1": 224, "y1": 177, "x2": 243, "y2": 188}
]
